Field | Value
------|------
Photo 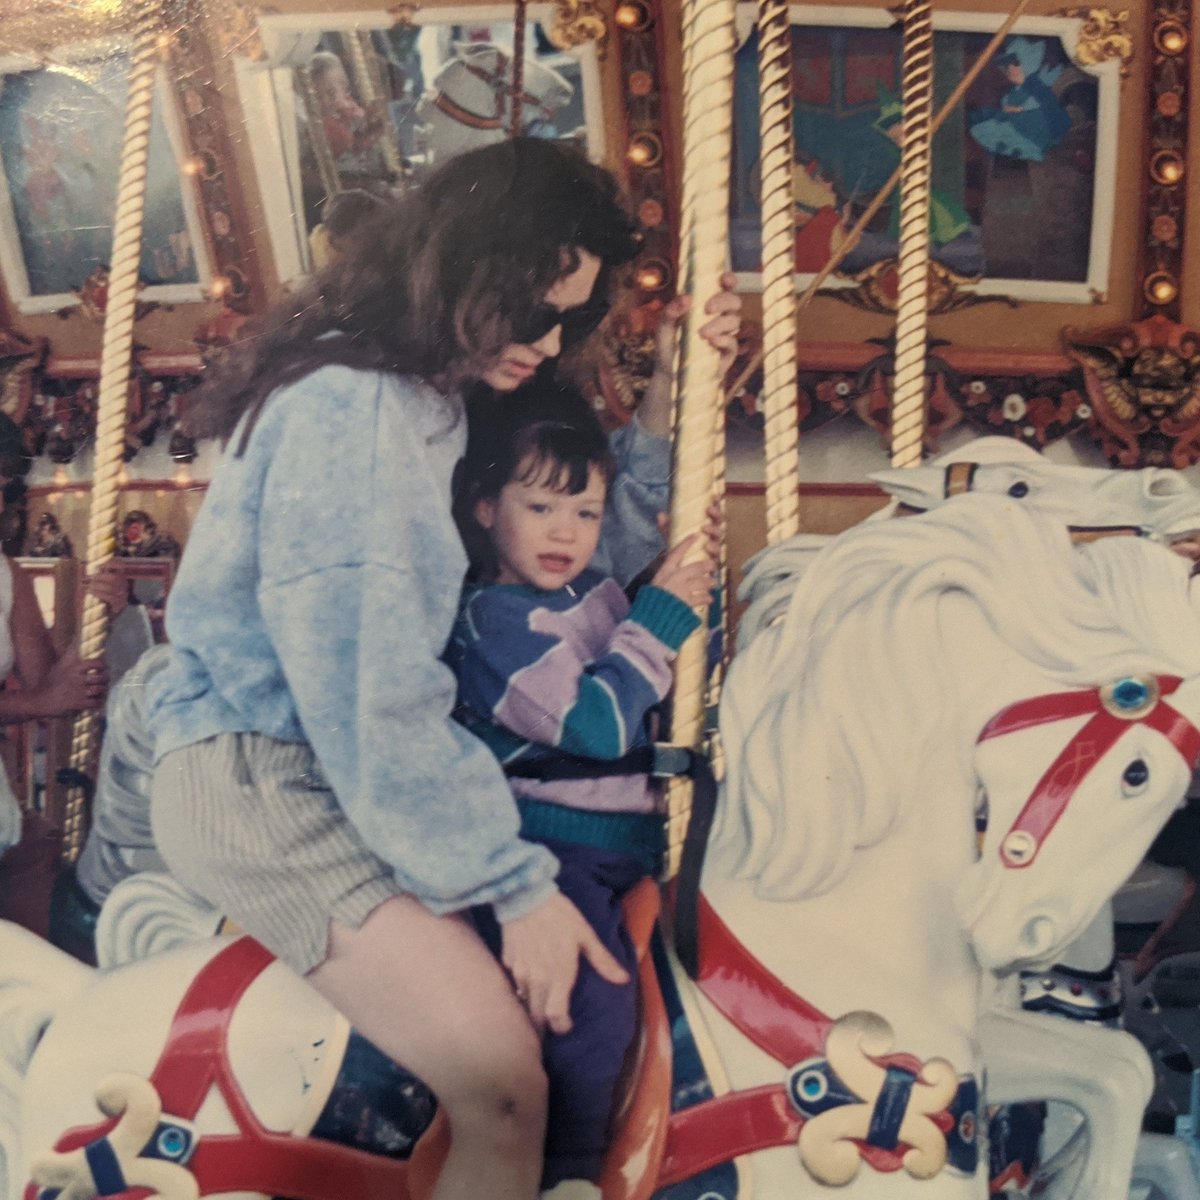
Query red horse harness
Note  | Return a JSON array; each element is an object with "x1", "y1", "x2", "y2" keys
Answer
[
  {"x1": 28, "y1": 937, "x2": 412, "y2": 1200},
  {"x1": 980, "y1": 674, "x2": 1200, "y2": 868}
]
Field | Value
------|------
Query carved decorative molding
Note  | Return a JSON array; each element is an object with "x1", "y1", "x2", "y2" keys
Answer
[
  {"x1": 1138, "y1": 0, "x2": 1190, "y2": 319},
  {"x1": 0, "y1": 329, "x2": 47, "y2": 430},
  {"x1": 1058, "y1": 6, "x2": 1136, "y2": 75},
  {"x1": 823, "y1": 260, "x2": 1021, "y2": 316},
  {"x1": 724, "y1": 325, "x2": 1172, "y2": 462},
  {"x1": 167, "y1": 0, "x2": 263, "y2": 311},
  {"x1": 613, "y1": 1, "x2": 673, "y2": 301},
  {"x1": 549, "y1": 0, "x2": 609, "y2": 57},
  {"x1": 1063, "y1": 314, "x2": 1200, "y2": 467}
]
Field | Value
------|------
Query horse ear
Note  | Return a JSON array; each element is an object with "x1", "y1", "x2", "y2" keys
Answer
[{"x1": 868, "y1": 466, "x2": 950, "y2": 509}]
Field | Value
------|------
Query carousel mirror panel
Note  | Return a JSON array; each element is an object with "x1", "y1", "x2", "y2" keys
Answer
[{"x1": 233, "y1": 4, "x2": 608, "y2": 286}]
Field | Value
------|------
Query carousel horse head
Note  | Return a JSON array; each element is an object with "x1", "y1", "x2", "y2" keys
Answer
[
  {"x1": 414, "y1": 42, "x2": 575, "y2": 166},
  {"x1": 734, "y1": 437, "x2": 1200, "y2": 645},
  {"x1": 871, "y1": 436, "x2": 1200, "y2": 545},
  {"x1": 718, "y1": 495, "x2": 1200, "y2": 976}
]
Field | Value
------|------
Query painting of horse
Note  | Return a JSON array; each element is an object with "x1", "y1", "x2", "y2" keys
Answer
[{"x1": 4, "y1": 496, "x2": 1200, "y2": 1199}]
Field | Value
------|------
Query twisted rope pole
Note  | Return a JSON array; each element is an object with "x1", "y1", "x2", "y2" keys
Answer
[
  {"x1": 62, "y1": 0, "x2": 163, "y2": 864},
  {"x1": 509, "y1": 0, "x2": 529, "y2": 136},
  {"x1": 347, "y1": 32, "x2": 404, "y2": 180},
  {"x1": 723, "y1": 0, "x2": 1034, "y2": 404},
  {"x1": 295, "y1": 65, "x2": 341, "y2": 201},
  {"x1": 756, "y1": 0, "x2": 800, "y2": 545},
  {"x1": 890, "y1": 0, "x2": 934, "y2": 468},
  {"x1": 664, "y1": 0, "x2": 736, "y2": 878}
]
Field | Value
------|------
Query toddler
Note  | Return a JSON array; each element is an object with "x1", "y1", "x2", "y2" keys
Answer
[{"x1": 448, "y1": 385, "x2": 716, "y2": 1198}]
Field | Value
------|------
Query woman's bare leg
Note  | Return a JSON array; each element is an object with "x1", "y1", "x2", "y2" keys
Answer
[{"x1": 307, "y1": 895, "x2": 547, "y2": 1200}]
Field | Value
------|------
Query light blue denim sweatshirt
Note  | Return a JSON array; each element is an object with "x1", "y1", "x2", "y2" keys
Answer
[{"x1": 146, "y1": 365, "x2": 669, "y2": 922}]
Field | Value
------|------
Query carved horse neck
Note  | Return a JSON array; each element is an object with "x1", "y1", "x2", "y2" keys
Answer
[{"x1": 704, "y1": 593, "x2": 1012, "y2": 1018}]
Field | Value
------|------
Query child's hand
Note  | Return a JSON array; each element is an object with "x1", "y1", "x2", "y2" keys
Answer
[
  {"x1": 700, "y1": 497, "x2": 725, "y2": 563},
  {"x1": 655, "y1": 497, "x2": 724, "y2": 560},
  {"x1": 652, "y1": 532, "x2": 718, "y2": 608},
  {"x1": 501, "y1": 892, "x2": 629, "y2": 1035},
  {"x1": 652, "y1": 272, "x2": 743, "y2": 379}
]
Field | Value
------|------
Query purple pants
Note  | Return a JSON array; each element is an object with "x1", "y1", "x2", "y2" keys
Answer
[{"x1": 476, "y1": 839, "x2": 646, "y2": 1187}]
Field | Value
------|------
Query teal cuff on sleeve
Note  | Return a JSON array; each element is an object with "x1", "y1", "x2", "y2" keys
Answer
[{"x1": 627, "y1": 584, "x2": 701, "y2": 652}]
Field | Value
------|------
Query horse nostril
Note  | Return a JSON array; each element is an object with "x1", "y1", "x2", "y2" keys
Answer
[{"x1": 1148, "y1": 474, "x2": 1187, "y2": 496}]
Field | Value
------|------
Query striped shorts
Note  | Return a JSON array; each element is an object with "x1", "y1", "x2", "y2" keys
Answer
[{"x1": 151, "y1": 733, "x2": 401, "y2": 974}]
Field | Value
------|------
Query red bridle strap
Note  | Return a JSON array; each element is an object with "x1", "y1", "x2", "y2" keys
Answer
[
  {"x1": 978, "y1": 675, "x2": 1200, "y2": 868},
  {"x1": 32, "y1": 938, "x2": 412, "y2": 1200},
  {"x1": 657, "y1": 896, "x2": 957, "y2": 1188}
]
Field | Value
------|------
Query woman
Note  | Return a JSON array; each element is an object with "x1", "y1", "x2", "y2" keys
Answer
[{"x1": 147, "y1": 138, "x2": 738, "y2": 1200}]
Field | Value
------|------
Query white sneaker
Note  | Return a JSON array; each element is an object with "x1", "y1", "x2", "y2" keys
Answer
[{"x1": 540, "y1": 1181, "x2": 602, "y2": 1200}]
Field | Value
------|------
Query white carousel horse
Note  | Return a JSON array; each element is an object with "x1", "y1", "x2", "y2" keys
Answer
[
  {"x1": 4, "y1": 498, "x2": 1200, "y2": 1200},
  {"x1": 681, "y1": 496, "x2": 1200, "y2": 1198},
  {"x1": 739, "y1": 437, "x2": 1200, "y2": 644},
  {"x1": 413, "y1": 42, "x2": 574, "y2": 168}
]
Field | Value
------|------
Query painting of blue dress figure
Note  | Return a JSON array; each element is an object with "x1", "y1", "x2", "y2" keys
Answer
[
  {"x1": 0, "y1": 49, "x2": 198, "y2": 300},
  {"x1": 968, "y1": 37, "x2": 1072, "y2": 163},
  {"x1": 728, "y1": 21, "x2": 1104, "y2": 294}
]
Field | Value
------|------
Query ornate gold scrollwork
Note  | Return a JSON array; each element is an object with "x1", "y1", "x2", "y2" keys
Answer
[
  {"x1": 548, "y1": 0, "x2": 609, "y2": 56},
  {"x1": 826, "y1": 259, "x2": 1018, "y2": 316},
  {"x1": 211, "y1": 1, "x2": 268, "y2": 61},
  {"x1": 1057, "y1": 7, "x2": 1135, "y2": 76}
]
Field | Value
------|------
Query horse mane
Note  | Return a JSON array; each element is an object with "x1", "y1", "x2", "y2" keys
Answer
[{"x1": 716, "y1": 495, "x2": 1200, "y2": 901}]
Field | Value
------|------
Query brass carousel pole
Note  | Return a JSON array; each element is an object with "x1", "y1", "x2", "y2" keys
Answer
[
  {"x1": 890, "y1": 0, "x2": 935, "y2": 467},
  {"x1": 756, "y1": 0, "x2": 801, "y2": 545},
  {"x1": 509, "y1": 0, "x2": 529, "y2": 135},
  {"x1": 62, "y1": 0, "x2": 166, "y2": 863},
  {"x1": 663, "y1": 0, "x2": 736, "y2": 879},
  {"x1": 346, "y1": 31, "x2": 405, "y2": 179}
]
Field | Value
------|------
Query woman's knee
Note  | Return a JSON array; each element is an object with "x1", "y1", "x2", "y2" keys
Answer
[{"x1": 440, "y1": 1027, "x2": 548, "y2": 1135}]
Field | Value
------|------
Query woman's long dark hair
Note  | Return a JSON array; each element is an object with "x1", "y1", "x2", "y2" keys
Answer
[{"x1": 189, "y1": 138, "x2": 639, "y2": 449}]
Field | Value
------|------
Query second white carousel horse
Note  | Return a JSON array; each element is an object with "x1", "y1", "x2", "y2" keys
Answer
[{"x1": 414, "y1": 42, "x2": 575, "y2": 167}]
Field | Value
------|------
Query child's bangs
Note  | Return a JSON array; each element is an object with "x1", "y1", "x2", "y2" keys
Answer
[{"x1": 513, "y1": 422, "x2": 613, "y2": 495}]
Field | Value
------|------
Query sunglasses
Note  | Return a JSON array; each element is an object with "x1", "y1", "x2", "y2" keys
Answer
[{"x1": 511, "y1": 296, "x2": 611, "y2": 349}]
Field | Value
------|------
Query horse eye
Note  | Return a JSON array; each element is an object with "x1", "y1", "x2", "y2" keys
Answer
[
  {"x1": 1122, "y1": 759, "x2": 1150, "y2": 795},
  {"x1": 1008, "y1": 481, "x2": 1030, "y2": 498}
]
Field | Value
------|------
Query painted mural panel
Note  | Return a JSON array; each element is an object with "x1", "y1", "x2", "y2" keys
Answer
[{"x1": 730, "y1": 10, "x2": 1118, "y2": 303}]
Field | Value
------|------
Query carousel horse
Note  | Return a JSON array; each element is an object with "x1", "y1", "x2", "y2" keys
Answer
[
  {"x1": 739, "y1": 438, "x2": 1200, "y2": 638},
  {"x1": 4, "y1": 498, "x2": 1200, "y2": 1200},
  {"x1": 680, "y1": 495, "x2": 1200, "y2": 1200},
  {"x1": 413, "y1": 42, "x2": 575, "y2": 168}
]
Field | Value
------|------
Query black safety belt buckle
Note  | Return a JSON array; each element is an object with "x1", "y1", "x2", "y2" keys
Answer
[{"x1": 651, "y1": 744, "x2": 694, "y2": 779}]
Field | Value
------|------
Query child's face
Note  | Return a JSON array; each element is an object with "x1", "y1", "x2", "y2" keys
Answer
[{"x1": 475, "y1": 457, "x2": 607, "y2": 591}]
